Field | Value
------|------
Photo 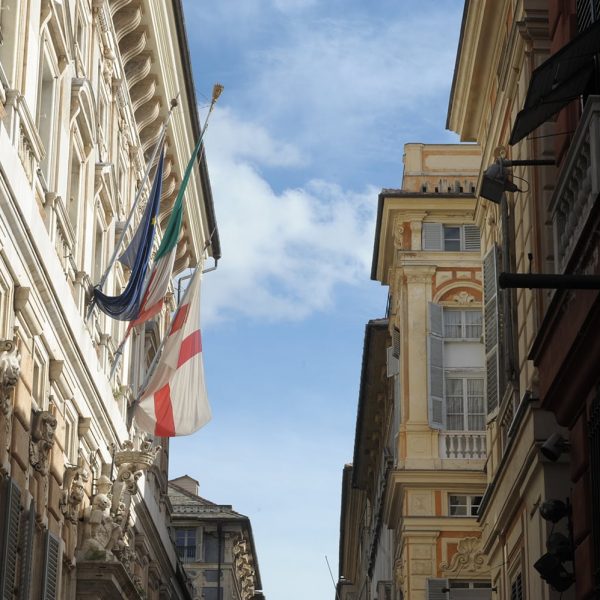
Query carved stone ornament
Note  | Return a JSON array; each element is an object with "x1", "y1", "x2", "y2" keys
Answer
[
  {"x1": 114, "y1": 438, "x2": 160, "y2": 496},
  {"x1": 393, "y1": 217, "x2": 405, "y2": 250},
  {"x1": 0, "y1": 340, "x2": 21, "y2": 416},
  {"x1": 233, "y1": 537, "x2": 256, "y2": 600},
  {"x1": 29, "y1": 410, "x2": 57, "y2": 475},
  {"x1": 393, "y1": 557, "x2": 405, "y2": 586},
  {"x1": 452, "y1": 291, "x2": 476, "y2": 305},
  {"x1": 61, "y1": 466, "x2": 90, "y2": 524},
  {"x1": 440, "y1": 537, "x2": 488, "y2": 575},
  {"x1": 79, "y1": 490, "x2": 123, "y2": 561}
]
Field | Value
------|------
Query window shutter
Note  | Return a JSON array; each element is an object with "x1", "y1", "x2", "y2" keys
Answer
[
  {"x1": 386, "y1": 346, "x2": 399, "y2": 377},
  {"x1": 483, "y1": 245, "x2": 502, "y2": 415},
  {"x1": 0, "y1": 477, "x2": 21, "y2": 600},
  {"x1": 422, "y1": 223, "x2": 443, "y2": 250},
  {"x1": 392, "y1": 327, "x2": 401, "y2": 359},
  {"x1": 426, "y1": 578, "x2": 449, "y2": 600},
  {"x1": 19, "y1": 499, "x2": 35, "y2": 600},
  {"x1": 428, "y1": 303, "x2": 445, "y2": 429},
  {"x1": 41, "y1": 530, "x2": 61, "y2": 600},
  {"x1": 464, "y1": 225, "x2": 481, "y2": 252},
  {"x1": 577, "y1": 0, "x2": 600, "y2": 31}
]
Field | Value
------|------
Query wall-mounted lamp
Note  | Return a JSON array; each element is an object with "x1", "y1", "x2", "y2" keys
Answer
[
  {"x1": 479, "y1": 158, "x2": 554, "y2": 204},
  {"x1": 540, "y1": 433, "x2": 570, "y2": 462}
]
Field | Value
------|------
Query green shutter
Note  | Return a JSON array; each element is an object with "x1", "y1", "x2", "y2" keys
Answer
[
  {"x1": 41, "y1": 531, "x2": 61, "y2": 600},
  {"x1": 428, "y1": 303, "x2": 445, "y2": 429},
  {"x1": 0, "y1": 477, "x2": 21, "y2": 600},
  {"x1": 19, "y1": 499, "x2": 35, "y2": 600},
  {"x1": 483, "y1": 245, "x2": 503, "y2": 415}
]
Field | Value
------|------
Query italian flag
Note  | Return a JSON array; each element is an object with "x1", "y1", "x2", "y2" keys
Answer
[
  {"x1": 129, "y1": 135, "x2": 204, "y2": 329},
  {"x1": 134, "y1": 267, "x2": 211, "y2": 436}
]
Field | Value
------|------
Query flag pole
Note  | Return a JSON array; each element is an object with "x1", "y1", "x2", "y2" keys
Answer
[
  {"x1": 85, "y1": 95, "x2": 180, "y2": 323},
  {"x1": 114, "y1": 84, "x2": 223, "y2": 389}
]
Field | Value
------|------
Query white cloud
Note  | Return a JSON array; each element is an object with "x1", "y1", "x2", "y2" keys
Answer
[{"x1": 202, "y1": 107, "x2": 378, "y2": 324}]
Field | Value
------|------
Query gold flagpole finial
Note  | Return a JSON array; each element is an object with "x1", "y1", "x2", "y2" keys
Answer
[{"x1": 212, "y1": 83, "x2": 224, "y2": 103}]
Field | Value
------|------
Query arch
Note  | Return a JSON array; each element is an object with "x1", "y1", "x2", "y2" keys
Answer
[{"x1": 434, "y1": 281, "x2": 482, "y2": 305}]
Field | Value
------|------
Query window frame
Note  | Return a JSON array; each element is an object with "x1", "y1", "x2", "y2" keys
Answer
[
  {"x1": 448, "y1": 494, "x2": 483, "y2": 517},
  {"x1": 175, "y1": 527, "x2": 197, "y2": 563},
  {"x1": 445, "y1": 375, "x2": 486, "y2": 431},
  {"x1": 443, "y1": 308, "x2": 483, "y2": 340}
]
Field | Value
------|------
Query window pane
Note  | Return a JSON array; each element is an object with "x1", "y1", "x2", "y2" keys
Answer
[
  {"x1": 449, "y1": 495, "x2": 467, "y2": 516},
  {"x1": 464, "y1": 310, "x2": 482, "y2": 338},
  {"x1": 467, "y1": 379, "x2": 485, "y2": 431},
  {"x1": 443, "y1": 226, "x2": 461, "y2": 251},
  {"x1": 444, "y1": 310, "x2": 462, "y2": 338},
  {"x1": 203, "y1": 531, "x2": 224, "y2": 562}
]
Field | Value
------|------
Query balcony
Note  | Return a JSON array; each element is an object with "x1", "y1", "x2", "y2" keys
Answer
[
  {"x1": 439, "y1": 432, "x2": 486, "y2": 460},
  {"x1": 550, "y1": 95, "x2": 600, "y2": 273}
]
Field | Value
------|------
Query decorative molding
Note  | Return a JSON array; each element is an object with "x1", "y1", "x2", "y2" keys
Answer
[
  {"x1": 440, "y1": 536, "x2": 488, "y2": 575},
  {"x1": 452, "y1": 291, "x2": 476, "y2": 304}
]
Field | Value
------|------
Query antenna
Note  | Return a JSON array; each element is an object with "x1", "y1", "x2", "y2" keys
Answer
[{"x1": 325, "y1": 555, "x2": 342, "y2": 600}]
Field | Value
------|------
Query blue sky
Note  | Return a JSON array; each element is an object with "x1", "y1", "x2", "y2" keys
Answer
[{"x1": 170, "y1": 1, "x2": 465, "y2": 598}]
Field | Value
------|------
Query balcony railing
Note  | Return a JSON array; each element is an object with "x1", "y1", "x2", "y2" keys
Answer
[
  {"x1": 550, "y1": 96, "x2": 600, "y2": 273},
  {"x1": 439, "y1": 432, "x2": 486, "y2": 459}
]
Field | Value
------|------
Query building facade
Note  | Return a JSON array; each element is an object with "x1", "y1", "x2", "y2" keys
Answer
[
  {"x1": 169, "y1": 476, "x2": 264, "y2": 600},
  {"x1": 0, "y1": 0, "x2": 219, "y2": 598},
  {"x1": 338, "y1": 144, "x2": 494, "y2": 600}
]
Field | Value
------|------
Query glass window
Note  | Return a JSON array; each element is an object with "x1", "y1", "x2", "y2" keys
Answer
[
  {"x1": 175, "y1": 528, "x2": 196, "y2": 562},
  {"x1": 446, "y1": 377, "x2": 485, "y2": 431},
  {"x1": 203, "y1": 531, "x2": 224, "y2": 563},
  {"x1": 443, "y1": 226, "x2": 461, "y2": 251},
  {"x1": 202, "y1": 588, "x2": 222, "y2": 600},
  {"x1": 449, "y1": 494, "x2": 482, "y2": 517},
  {"x1": 444, "y1": 309, "x2": 482, "y2": 339}
]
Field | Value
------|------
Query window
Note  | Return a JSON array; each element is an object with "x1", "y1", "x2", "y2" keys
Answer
[
  {"x1": 446, "y1": 378, "x2": 485, "y2": 431},
  {"x1": 175, "y1": 528, "x2": 197, "y2": 562},
  {"x1": 63, "y1": 408, "x2": 78, "y2": 463},
  {"x1": 577, "y1": 0, "x2": 600, "y2": 32},
  {"x1": 449, "y1": 494, "x2": 483, "y2": 517},
  {"x1": 510, "y1": 572, "x2": 523, "y2": 600},
  {"x1": 37, "y1": 38, "x2": 59, "y2": 185},
  {"x1": 444, "y1": 309, "x2": 482, "y2": 339},
  {"x1": 203, "y1": 531, "x2": 224, "y2": 563},
  {"x1": 422, "y1": 223, "x2": 480, "y2": 252},
  {"x1": 203, "y1": 570, "x2": 219, "y2": 582},
  {"x1": 202, "y1": 588, "x2": 222, "y2": 600}
]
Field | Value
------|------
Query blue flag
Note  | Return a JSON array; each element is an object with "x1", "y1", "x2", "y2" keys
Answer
[{"x1": 93, "y1": 150, "x2": 165, "y2": 321}]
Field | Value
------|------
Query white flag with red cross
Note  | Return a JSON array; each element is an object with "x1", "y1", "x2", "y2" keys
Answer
[{"x1": 134, "y1": 268, "x2": 211, "y2": 436}]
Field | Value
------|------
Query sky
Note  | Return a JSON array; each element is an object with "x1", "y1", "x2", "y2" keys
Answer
[{"x1": 170, "y1": 2, "x2": 465, "y2": 598}]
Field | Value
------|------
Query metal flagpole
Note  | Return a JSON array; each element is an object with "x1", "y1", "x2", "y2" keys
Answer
[
  {"x1": 85, "y1": 95, "x2": 180, "y2": 322},
  {"x1": 114, "y1": 84, "x2": 223, "y2": 390}
]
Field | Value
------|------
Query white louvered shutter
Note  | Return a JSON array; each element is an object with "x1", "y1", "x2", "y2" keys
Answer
[
  {"x1": 428, "y1": 303, "x2": 445, "y2": 429},
  {"x1": 422, "y1": 223, "x2": 443, "y2": 250},
  {"x1": 19, "y1": 499, "x2": 35, "y2": 600},
  {"x1": 386, "y1": 346, "x2": 400, "y2": 377},
  {"x1": 41, "y1": 531, "x2": 61, "y2": 600},
  {"x1": 0, "y1": 477, "x2": 21, "y2": 600},
  {"x1": 483, "y1": 245, "x2": 502, "y2": 415},
  {"x1": 427, "y1": 578, "x2": 449, "y2": 600},
  {"x1": 464, "y1": 225, "x2": 481, "y2": 251}
]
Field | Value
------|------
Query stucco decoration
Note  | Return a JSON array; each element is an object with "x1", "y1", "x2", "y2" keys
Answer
[
  {"x1": 439, "y1": 537, "x2": 488, "y2": 575},
  {"x1": 0, "y1": 340, "x2": 20, "y2": 416},
  {"x1": 234, "y1": 537, "x2": 256, "y2": 600},
  {"x1": 393, "y1": 218, "x2": 405, "y2": 250},
  {"x1": 29, "y1": 410, "x2": 58, "y2": 475},
  {"x1": 452, "y1": 291, "x2": 476, "y2": 305}
]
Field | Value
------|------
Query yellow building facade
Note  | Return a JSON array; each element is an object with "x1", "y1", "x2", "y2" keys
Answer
[
  {"x1": 447, "y1": 2, "x2": 573, "y2": 599},
  {"x1": 339, "y1": 144, "x2": 495, "y2": 600}
]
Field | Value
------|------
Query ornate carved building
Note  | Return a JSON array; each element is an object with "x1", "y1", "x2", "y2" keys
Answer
[
  {"x1": 168, "y1": 476, "x2": 264, "y2": 600},
  {"x1": 338, "y1": 144, "x2": 493, "y2": 600},
  {"x1": 0, "y1": 0, "x2": 220, "y2": 598}
]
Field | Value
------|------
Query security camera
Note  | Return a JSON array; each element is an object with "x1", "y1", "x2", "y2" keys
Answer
[{"x1": 540, "y1": 432, "x2": 570, "y2": 462}]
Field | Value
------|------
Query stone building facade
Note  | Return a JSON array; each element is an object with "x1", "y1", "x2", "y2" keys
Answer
[
  {"x1": 0, "y1": 0, "x2": 219, "y2": 598},
  {"x1": 168, "y1": 476, "x2": 264, "y2": 600}
]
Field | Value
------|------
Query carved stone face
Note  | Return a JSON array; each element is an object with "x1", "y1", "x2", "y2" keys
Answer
[
  {"x1": 0, "y1": 348, "x2": 21, "y2": 387},
  {"x1": 93, "y1": 493, "x2": 111, "y2": 512}
]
